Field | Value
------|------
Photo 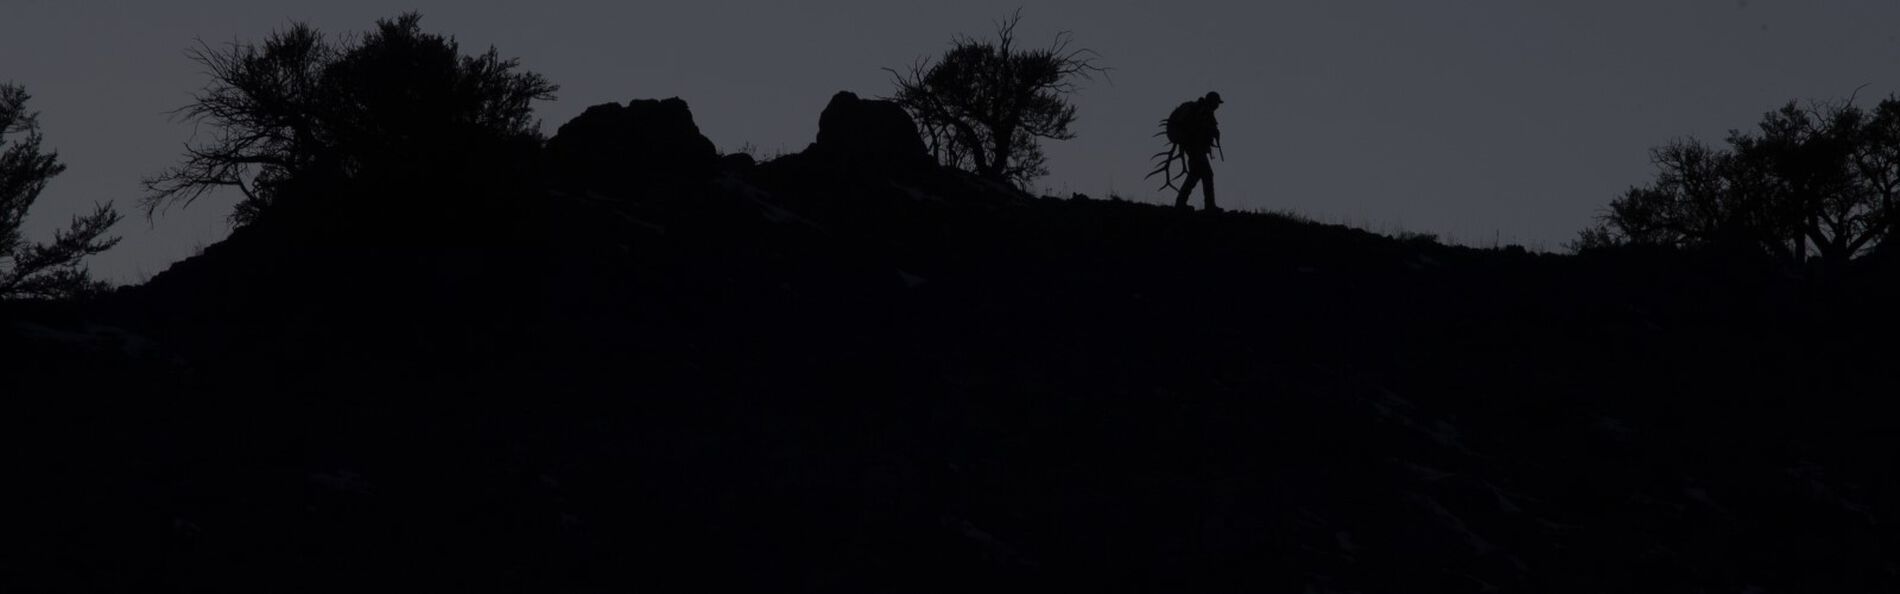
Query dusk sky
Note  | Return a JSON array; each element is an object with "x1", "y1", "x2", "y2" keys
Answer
[{"x1": 5, "y1": 0, "x2": 1898, "y2": 284}]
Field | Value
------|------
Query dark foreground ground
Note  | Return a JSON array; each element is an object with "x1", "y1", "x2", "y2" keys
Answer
[{"x1": 4, "y1": 154, "x2": 1899, "y2": 592}]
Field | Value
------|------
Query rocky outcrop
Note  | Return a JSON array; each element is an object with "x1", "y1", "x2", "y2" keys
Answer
[
  {"x1": 547, "y1": 97, "x2": 719, "y2": 195},
  {"x1": 808, "y1": 91, "x2": 932, "y2": 172}
]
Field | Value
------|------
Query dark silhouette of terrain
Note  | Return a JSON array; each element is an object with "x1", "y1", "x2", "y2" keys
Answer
[{"x1": 3, "y1": 89, "x2": 1900, "y2": 594}]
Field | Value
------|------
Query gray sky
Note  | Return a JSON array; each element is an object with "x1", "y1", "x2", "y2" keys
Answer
[{"x1": 4, "y1": 0, "x2": 1898, "y2": 284}]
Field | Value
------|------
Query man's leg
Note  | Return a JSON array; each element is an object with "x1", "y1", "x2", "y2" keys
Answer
[
  {"x1": 1176, "y1": 173, "x2": 1199, "y2": 208},
  {"x1": 1202, "y1": 169, "x2": 1218, "y2": 211},
  {"x1": 1187, "y1": 152, "x2": 1217, "y2": 211}
]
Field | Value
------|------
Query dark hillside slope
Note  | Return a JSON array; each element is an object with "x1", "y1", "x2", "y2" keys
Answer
[{"x1": 4, "y1": 96, "x2": 1898, "y2": 593}]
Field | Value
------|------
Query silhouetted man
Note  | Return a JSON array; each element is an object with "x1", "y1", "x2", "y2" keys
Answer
[{"x1": 1169, "y1": 92, "x2": 1223, "y2": 211}]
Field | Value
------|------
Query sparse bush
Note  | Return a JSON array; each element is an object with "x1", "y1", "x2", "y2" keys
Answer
[
  {"x1": 143, "y1": 13, "x2": 558, "y2": 226},
  {"x1": 1583, "y1": 97, "x2": 1900, "y2": 266},
  {"x1": 1, "y1": 84, "x2": 120, "y2": 300},
  {"x1": 1396, "y1": 230, "x2": 1439, "y2": 246},
  {"x1": 887, "y1": 10, "x2": 1104, "y2": 188}
]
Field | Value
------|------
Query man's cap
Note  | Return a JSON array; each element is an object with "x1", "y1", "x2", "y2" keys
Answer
[{"x1": 1204, "y1": 91, "x2": 1223, "y2": 105}]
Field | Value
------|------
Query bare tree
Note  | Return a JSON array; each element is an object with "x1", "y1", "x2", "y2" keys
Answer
[
  {"x1": 1841, "y1": 98, "x2": 1900, "y2": 250},
  {"x1": 1581, "y1": 98, "x2": 1900, "y2": 267},
  {"x1": 1, "y1": 84, "x2": 121, "y2": 299},
  {"x1": 1739, "y1": 101, "x2": 1880, "y2": 263},
  {"x1": 142, "y1": 22, "x2": 334, "y2": 222},
  {"x1": 887, "y1": 10, "x2": 1105, "y2": 188}
]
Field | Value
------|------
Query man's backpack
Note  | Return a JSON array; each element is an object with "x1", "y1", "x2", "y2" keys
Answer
[
  {"x1": 1149, "y1": 99, "x2": 1216, "y2": 191},
  {"x1": 1165, "y1": 101, "x2": 1205, "y2": 147}
]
